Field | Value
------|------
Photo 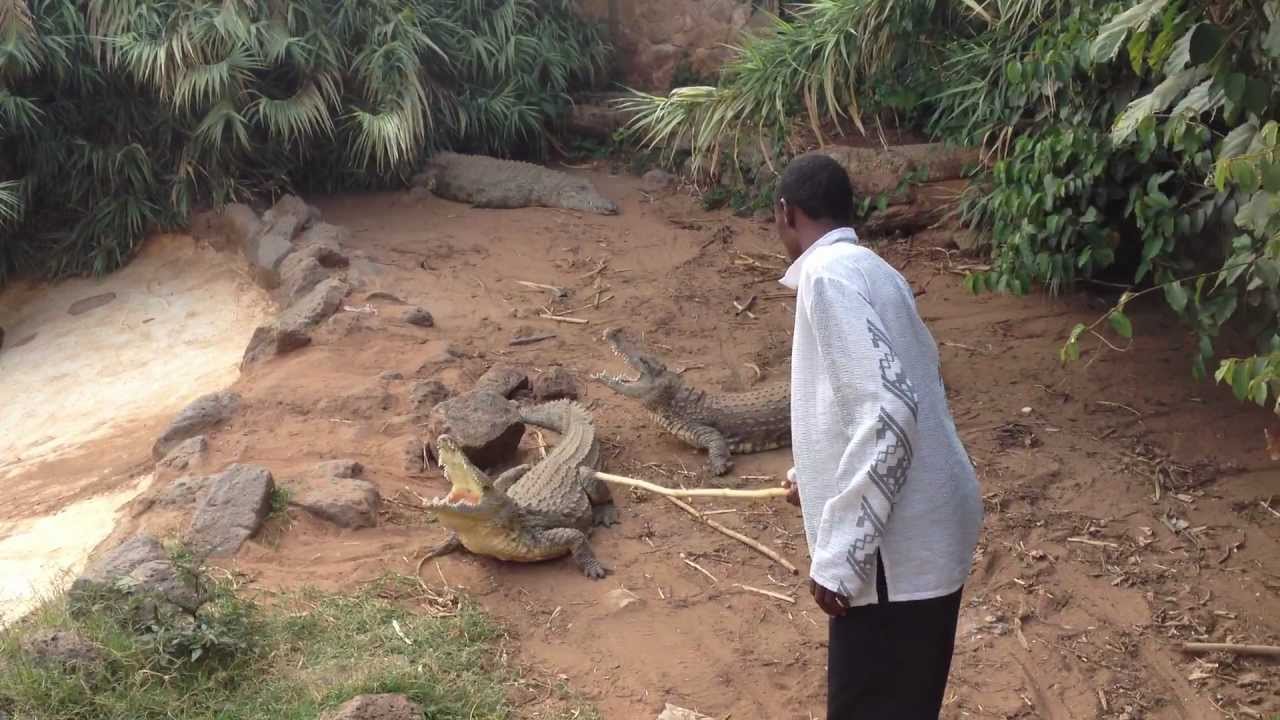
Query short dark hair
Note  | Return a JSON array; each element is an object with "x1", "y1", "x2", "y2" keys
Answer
[{"x1": 777, "y1": 153, "x2": 854, "y2": 224}]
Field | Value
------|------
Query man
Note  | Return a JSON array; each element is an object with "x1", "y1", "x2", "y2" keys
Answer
[{"x1": 775, "y1": 153, "x2": 983, "y2": 719}]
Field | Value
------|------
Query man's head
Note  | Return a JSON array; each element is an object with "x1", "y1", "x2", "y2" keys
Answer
[{"x1": 774, "y1": 153, "x2": 855, "y2": 261}]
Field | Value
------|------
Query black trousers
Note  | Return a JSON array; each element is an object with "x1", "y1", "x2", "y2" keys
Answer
[{"x1": 827, "y1": 553, "x2": 963, "y2": 720}]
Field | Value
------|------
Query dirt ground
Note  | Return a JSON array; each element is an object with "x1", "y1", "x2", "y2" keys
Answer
[{"x1": 27, "y1": 166, "x2": 1280, "y2": 718}]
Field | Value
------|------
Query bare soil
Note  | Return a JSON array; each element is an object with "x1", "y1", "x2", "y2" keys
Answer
[{"x1": 18, "y1": 167, "x2": 1280, "y2": 718}]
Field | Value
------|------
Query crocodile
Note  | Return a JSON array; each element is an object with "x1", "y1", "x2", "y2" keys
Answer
[
  {"x1": 413, "y1": 152, "x2": 618, "y2": 215},
  {"x1": 420, "y1": 399, "x2": 617, "y2": 578},
  {"x1": 594, "y1": 327, "x2": 791, "y2": 476}
]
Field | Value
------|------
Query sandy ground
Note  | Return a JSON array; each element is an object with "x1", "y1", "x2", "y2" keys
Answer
[
  {"x1": 7, "y1": 167, "x2": 1279, "y2": 718},
  {"x1": 0, "y1": 235, "x2": 269, "y2": 624}
]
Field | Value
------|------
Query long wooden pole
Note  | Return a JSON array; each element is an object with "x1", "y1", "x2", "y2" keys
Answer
[
  {"x1": 592, "y1": 471, "x2": 790, "y2": 499},
  {"x1": 664, "y1": 495, "x2": 799, "y2": 575}
]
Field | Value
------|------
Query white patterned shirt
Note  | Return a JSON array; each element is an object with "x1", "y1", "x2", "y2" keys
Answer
[{"x1": 781, "y1": 228, "x2": 982, "y2": 606}]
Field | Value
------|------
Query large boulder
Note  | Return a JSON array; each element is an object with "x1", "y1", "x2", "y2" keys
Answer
[
  {"x1": 152, "y1": 391, "x2": 240, "y2": 460},
  {"x1": 323, "y1": 694, "x2": 423, "y2": 720},
  {"x1": 187, "y1": 464, "x2": 274, "y2": 558},
  {"x1": 70, "y1": 534, "x2": 167, "y2": 596},
  {"x1": 408, "y1": 380, "x2": 451, "y2": 416},
  {"x1": 240, "y1": 324, "x2": 312, "y2": 369},
  {"x1": 426, "y1": 391, "x2": 525, "y2": 468},
  {"x1": 473, "y1": 364, "x2": 530, "y2": 397},
  {"x1": 291, "y1": 223, "x2": 350, "y2": 267},
  {"x1": 278, "y1": 255, "x2": 331, "y2": 306},
  {"x1": 292, "y1": 461, "x2": 380, "y2": 529},
  {"x1": 243, "y1": 195, "x2": 320, "y2": 289}
]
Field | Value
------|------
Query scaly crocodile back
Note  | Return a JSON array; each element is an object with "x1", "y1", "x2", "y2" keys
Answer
[
  {"x1": 420, "y1": 152, "x2": 616, "y2": 215},
  {"x1": 508, "y1": 400, "x2": 598, "y2": 525},
  {"x1": 666, "y1": 380, "x2": 792, "y2": 453}
]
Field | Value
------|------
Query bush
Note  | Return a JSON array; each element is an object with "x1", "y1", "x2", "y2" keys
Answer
[
  {"x1": 623, "y1": 0, "x2": 1280, "y2": 415},
  {"x1": 0, "y1": 0, "x2": 609, "y2": 284}
]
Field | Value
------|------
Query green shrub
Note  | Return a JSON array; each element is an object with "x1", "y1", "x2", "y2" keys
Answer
[{"x1": 0, "y1": 0, "x2": 609, "y2": 284}]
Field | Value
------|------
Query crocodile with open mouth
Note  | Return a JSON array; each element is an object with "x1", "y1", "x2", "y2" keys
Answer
[
  {"x1": 420, "y1": 400, "x2": 616, "y2": 578},
  {"x1": 594, "y1": 328, "x2": 791, "y2": 476}
]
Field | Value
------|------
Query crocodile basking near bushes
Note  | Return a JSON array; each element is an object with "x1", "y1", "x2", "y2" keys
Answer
[
  {"x1": 412, "y1": 152, "x2": 618, "y2": 215},
  {"x1": 420, "y1": 400, "x2": 616, "y2": 578},
  {"x1": 594, "y1": 328, "x2": 791, "y2": 476}
]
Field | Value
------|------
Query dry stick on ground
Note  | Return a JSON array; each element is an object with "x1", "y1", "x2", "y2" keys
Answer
[
  {"x1": 736, "y1": 583, "x2": 796, "y2": 604},
  {"x1": 681, "y1": 554, "x2": 720, "y2": 584},
  {"x1": 662, "y1": 495, "x2": 799, "y2": 575},
  {"x1": 539, "y1": 313, "x2": 589, "y2": 325},
  {"x1": 1180, "y1": 642, "x2": 1280, "y2": 658},
  {"x1": 514, "y1": 280, "x2": 567, "y2": 297},
  {"x1": 509, "y1": 333, "x2": 557, "y2": 346}
]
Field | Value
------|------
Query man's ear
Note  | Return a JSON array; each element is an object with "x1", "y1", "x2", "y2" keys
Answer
[{"x1": 780, "y1": 198, "x2": 796, "y2": 228}]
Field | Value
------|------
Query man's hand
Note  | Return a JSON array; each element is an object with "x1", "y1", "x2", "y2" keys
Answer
[
  {"x1": 782, "y1": 469, "x2": 801, "y2": 507},
  {"x1": 810, "y1": 579, "x2": 848, "y2": 617}
]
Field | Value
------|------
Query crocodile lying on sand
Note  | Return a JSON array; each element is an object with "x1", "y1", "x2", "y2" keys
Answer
[
  {"x1": 594, "y1": 328, "x2": 790, "y2": 476},
  {"x1": 413, "y1": 152, "x2": 618, "y2": 215},
  {"x1": 420, "y1": 400, "x2": 617, "y2": 578}
]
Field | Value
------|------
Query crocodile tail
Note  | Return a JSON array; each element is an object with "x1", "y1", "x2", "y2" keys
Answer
[{"x1": 518, "y1": 399, "x2": 593, "y2": 434}]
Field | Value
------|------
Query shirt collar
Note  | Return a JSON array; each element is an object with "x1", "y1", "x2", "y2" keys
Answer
[{"x1": 778, "y1": 226, "x2": 859, "y2": 289}]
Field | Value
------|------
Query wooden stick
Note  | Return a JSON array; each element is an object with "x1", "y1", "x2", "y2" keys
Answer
[
  {"x1": 515, "y1": 280, "x2": 566, "y2": 296},
  {"x1": 509, "y1": 333, "x2": 556, "y2": 346},
  {"x1": 1066, "y1": 536, "x2": 1120, "y2": 548},
  {"x1": 664, "y1": 495, "x2": 799, "y2": 574},
  {"x1": 735, "y1": 583, "x2": 796, "y2": 604},
  {"x1": 1180, "y1": 642, "x2": 1280, "y2": 658},
  {"x1": 592, "y1": 471, "x2": 790, "y2": 499},
  {"x1": 539, "y1": 313, "x2": 588, "y2": 325},
  {"x1": 681, "y1": 555, "x2": 719, "y2": 584}
]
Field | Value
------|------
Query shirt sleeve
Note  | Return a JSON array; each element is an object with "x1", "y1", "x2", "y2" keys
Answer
[{"x1": 802, "y1": 271, "x2": 921, "y2": 601}]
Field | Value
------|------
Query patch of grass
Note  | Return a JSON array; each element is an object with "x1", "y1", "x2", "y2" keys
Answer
[
  {"x1": 0, "y1": 568, "x2": 590, "y2": 720},
  {"x1": 269, "y1": 487, "x2": 292, "y2": 519}
]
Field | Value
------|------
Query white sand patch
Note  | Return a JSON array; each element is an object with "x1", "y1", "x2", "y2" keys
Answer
[{"x1": 0, "y1": 234, "x2": 270, "y2": 477}]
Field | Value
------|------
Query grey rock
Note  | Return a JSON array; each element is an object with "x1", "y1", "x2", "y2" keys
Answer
[
  {"x1": 19, "y1": 630, "x2": 103, "y2": 672},
  {"x1": 219, "y1": 203, "x2": 262, "y2": 251},
  {"x1": 403, "y1": 435, "x2": 427, "y2": 473},
  {"x1": 380, "y1": 371, "x2": 404, "y2": 381},
  {"x1": 187, "y1": 464, "x2": 274, "y2": 557},
  {"x1": 293, "y1": 475, "x2": 380, "y2": 529},
  {"x1": 157, "y1": 435, "x2": 208, "y2": 476},
  {"x1": 323, "y1": 694, "x2": 423, "y2": 720},
  {"x1": 126, "y1": 560, "x2": 202, "y2": 611},
  {"x1": 240, "y1": 324, "x2": 312, "y2": 369},
  {"x1": 244, "y1": 224, "x2": 295, "y2": 290},
  {"x1": 474, "y1": 364, "x2": 530, "y2": 397},
  {"x1": 658, "y1": 704, "x2": 713, "y2": 720},
  {"x1": 152, "y1": 391, "x2": 240, "y2": 460},
  {"x1": 261, "y1": 194, "x2": 320, "y2": 229},
  {"x1": 150, "y1": 474, "x2": 209, "y2": 509},
  {"x1": 532, "y1": 367, "x2": 579, "y2": 401},
  {"x1": 279, "y1": 255, "x2": 331, "y2": 306},
  {"x1": 292, "y1": 223, "x2": 350, "y2": 267},
  {"x1": 317, "y1": 459, "x2": 364, "y2": 478},
  {"x1": 278, "y1": 278, "x2": 349, "y2": 334},
  {"x1": 71, "y1": 534, "x2": 168, "y2": 597},
  {"x1": 426, "y1": 390, "x2": 525, "y2": 467},
  {"x1": 641, "y1": 168, "x2": 676, "y2": 193},
  {"x1": 408, "y1": 380, "x2": 451, "y2": 415},
  {"x1": 403, "y1": 306, "x2": 434, "y2": 328}
]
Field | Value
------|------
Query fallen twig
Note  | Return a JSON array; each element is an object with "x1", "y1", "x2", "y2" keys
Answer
[
  {"x1": 1260, "y1": 499, "x2": 1280, "y2": 520},
  {"x1": 1066, "y1": 536, "x2": 1120, "y2": 549},
  {"x1": 539, "y1": 313, "x2": 588, "y2": 325},
  {"x1": 1180, "y1": 642, "x2": 1280, "y2": 658},
  {"x1": 664, "y1": 495, "x2": 799, "y2": 574},
  {"x1": 735, "y1": 583, "x2": 796, "y2": 604},
  {"x1": 734, "y1": 294, "x2": 758, "y2": 317},
  {"x1": 592, "y1": 471, "x2": 789, "y2": 499},
  {"x1": 515, "y1": 280, "x2": 567, "y2": 298},
  {"x1": 681, "y1": 554, "x2": 719, "y2": 584},
  {"x1": 509, "y1": 333, "x2": 557, "y2": 346}
]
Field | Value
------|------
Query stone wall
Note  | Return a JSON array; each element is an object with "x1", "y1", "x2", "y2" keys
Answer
[{"x1": 577, "y1": 0, "x2": 778, "y2": 91}]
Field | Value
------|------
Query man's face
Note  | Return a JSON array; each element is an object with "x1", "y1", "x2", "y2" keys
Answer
[{"x1": 776, "y1": 198, "x2": 803, "y2": 261}]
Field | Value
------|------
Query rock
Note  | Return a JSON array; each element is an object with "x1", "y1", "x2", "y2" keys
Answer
[
  {"x1": 278, "y1": 277, "x2": 349, "y2": 333},
  {"x1": 221, "y1": 203, "x2": 262, "y2": 249},
  {"x1": 240, "y1": 323, "x2": 312, "y2": 368},
  {"x1": 658, "y1": 704, "x2": 713, "y2": 720},
  {"x1": 403, "y1": 306, "x2": 434, "y2": 328},
  {"x1": 532, "y1": 367, "x2": 579, "y2": 401},
  {"x1": 68, "y1": 292, "x2": 117, "y2": 316},
  {"x1": 19, "y1": 630, "x2": 103, "y2": 672},
  {"x1": 474, "y1": 364, "x2": 530, "y2": 397},
  {"x1": 322, "y1": 694, "x2": 423, "y2": 720},
  {"x1": 187, "y1": 464, "x2": 274, "y2": 557},
  {"x1": 426, "y1": 391, "x2": 525, "y2": 467},
  {"x1": 408, "y1": 380, "x2": 451, "y2": 415},
  {"x1": 380, "y1": 371, "x2": 404, "y2": 381},
  {"x1": 149, "y1": 474, "x2": 209, "y2": 509},
  {"x1": 157, "y1": 435, "x2": 208, "y2": 476},
  {"x1": 641, "y1": 168, "x2": 676, "y2": 193},
  {"x1": 293, "y1": 469, "x2": 380, "y2": 529},
  {"x1": 244, "y1": 224, "x2": 296, "y2": 290},
  {"x1": 71, "y1": 534, "x2": 168, "y2": 597},
  {"x1": 604, "y1": 588, "x2": 643, "y2": 612},
  {"x1": 278, "y1": 255, "x2": 331, "y2": 305},
  {"x1": 125, "y1": 559, "x2": 202, "y2": 611},
  {"x1": 403, "y1": 435, "x2": 427, "y2": 473},
  {"x1": 291, "y1": 222, "x2": 350, "y2": 268},
  {"x1": 152, "y1": 391, "x2": 240, "y2": 460},
  {"x1": 262, "y1": 194, "x2": 320, "y2": 229}
]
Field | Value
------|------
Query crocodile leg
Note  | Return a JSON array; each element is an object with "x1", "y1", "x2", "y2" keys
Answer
[
  {"x1": 689, "y1": 424, "x2": 734, "y2": 476},
  {"x1": 494, "y1": 464, "x2": 531, "y2": 493},
  {"x1": 536, "y1": 527, "x2": 608, "y2": 579},
  {"x1": 577, "y1": 466, "x2": 618, "y2": 527}
]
